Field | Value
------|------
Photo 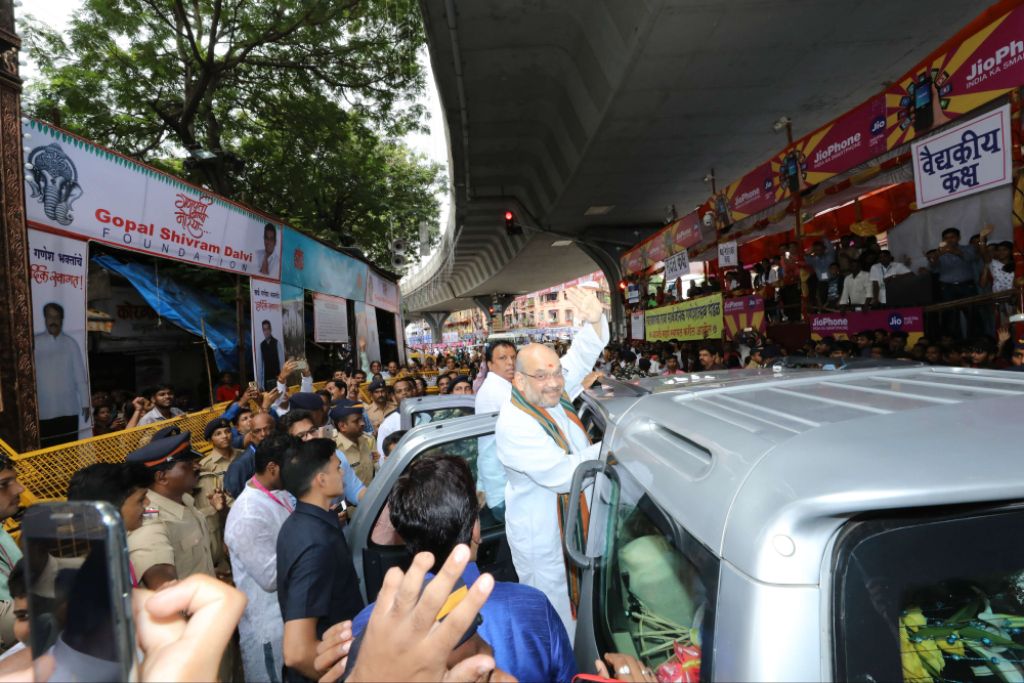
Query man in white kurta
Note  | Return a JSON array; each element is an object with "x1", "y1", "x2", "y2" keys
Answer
[
  {"x1": 475, "y1": 340, "x2": 517, "y2": 520},
  {"x1": 224, "y1": 437, "x2": 294, "y2": 682},
  {"x1": 497, "y1": 287, "x2": 609, "y2": 637}
]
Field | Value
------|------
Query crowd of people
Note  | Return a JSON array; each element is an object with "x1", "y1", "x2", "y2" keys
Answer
[{"x1": 632, "y1": 229, "x2": 1019, "y2": 341}]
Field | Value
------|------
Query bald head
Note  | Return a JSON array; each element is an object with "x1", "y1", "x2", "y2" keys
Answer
[
  {"x1": 249, "y1": 412, "x2": 276, "y2": 446},
  {"x1": 514, "y1": 343, "x2": 565, "y2": 408}
]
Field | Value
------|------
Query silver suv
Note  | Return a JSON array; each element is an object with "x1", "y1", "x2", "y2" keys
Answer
[{"x1": 348, "y1": 365, "x2": 1024, "y2": 682}]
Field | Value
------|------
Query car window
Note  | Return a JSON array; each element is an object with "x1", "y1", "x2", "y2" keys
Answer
[
  {"x1": 578, "y1": 403, "x2": 605, "y2": 442},
  {"x1": 369, "y1": 431, "x2": 490, "y2": 548},
  {"x1": 596, "y1": 464, "x2": 717, "y2": 681},
  {"x1": 832, "y1": 505, "x2": 1024, "y2": 683},
  {"x1": 413, "y1": 406, "x2": 475, "y2": 426}
]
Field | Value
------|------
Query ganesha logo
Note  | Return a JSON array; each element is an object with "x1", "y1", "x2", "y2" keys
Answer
[{"x1": 25, "y1": 143, "x2": 82, "y2": 226}]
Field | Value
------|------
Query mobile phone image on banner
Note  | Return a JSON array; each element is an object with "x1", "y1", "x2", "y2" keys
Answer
[{"x1": 22, "y1": 502, "x2": 135, "y2": 682}]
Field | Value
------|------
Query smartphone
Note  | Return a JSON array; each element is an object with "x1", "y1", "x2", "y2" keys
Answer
[
  {"x1": 21, "y1": 501, "x2": 135, "y2": 682},
  {"x1": 914, "y1": 71, "x2": 933, "y2": 132},
  {"x1": 319, "y1": 424, "x2": 337, "y2": 439},
  {"x1": 247, "y1": 380, "x2": 258, "y2": 392},
  {"x1": 294, "y1": 359, "x2": 309, "y2": 371}
]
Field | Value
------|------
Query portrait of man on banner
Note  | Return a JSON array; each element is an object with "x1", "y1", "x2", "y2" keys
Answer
[{"x1": 29, "y1": 228, "x2": 92, "y2": 447}]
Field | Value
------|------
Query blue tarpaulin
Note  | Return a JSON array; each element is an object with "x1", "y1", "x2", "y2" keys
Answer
[{"x1": 92, "y1": 255, "x2": 244, "y2": 370}]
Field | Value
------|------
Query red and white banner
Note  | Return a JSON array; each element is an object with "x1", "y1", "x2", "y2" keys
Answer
[{"x1": 24, "y1": 119, "x2": 282, "y2": 279}]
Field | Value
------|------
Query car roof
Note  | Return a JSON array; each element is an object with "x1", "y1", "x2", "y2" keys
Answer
[{"x1": 596, "y1": 365, "x2": 1024, "y2": 585}]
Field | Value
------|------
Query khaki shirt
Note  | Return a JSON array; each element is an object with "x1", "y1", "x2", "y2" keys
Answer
[
  {"x1": 365, "y1": 401, "x2": 396, "y2": 433},
  {"x1": 128, "y1": 489, "x2": 215, "y2": 583},
  {"x1": 194, "y1": 449, "x2": 239, "y2": 567},
  {"x1": 334, "y1": 432, "x2": 377, "y2": 486}
]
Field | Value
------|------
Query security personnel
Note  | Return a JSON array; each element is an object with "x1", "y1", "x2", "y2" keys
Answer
[
  {"x1": 195, "y1": 417, "x2": 239, "y2": 568},
  {"x1": 330, "y1": 402, "x2": 377, "y2": 486},
  {"x1": 126, "y1": 427, "x2": 217, "y2": 590},
  {"x1": 364, "y1": 379, "x2": 396, "y2": 433}
]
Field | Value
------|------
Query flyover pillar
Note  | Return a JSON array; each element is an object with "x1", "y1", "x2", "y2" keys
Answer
[
  {"x1": 0, "y1": 5, "x2": 39, "y2": 451},
  {"x1": 419, "y1": 311, "x2": 451, "y2": 347},
  {"x1": 576, "y1": 242, "x2": 626, "y2": 341},
  {"x1": 473, "y1": 295, "x2": 515, "y2": 334}
]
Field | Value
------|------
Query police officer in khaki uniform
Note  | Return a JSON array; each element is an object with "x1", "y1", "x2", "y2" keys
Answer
[
  {"x1": 126, "y1": 427, "x2": 218, "y2": 590},
  {"x1": 196, "y1": 417, "x2": 239, "y2": 568},
  {"x1": 330, "y1": 402, "x2": 377, "y2": 486}
]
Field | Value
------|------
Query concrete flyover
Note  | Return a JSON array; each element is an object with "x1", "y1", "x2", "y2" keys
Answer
[{"x1": 403, "y1": 0, "x2": 988, "y2": 334}]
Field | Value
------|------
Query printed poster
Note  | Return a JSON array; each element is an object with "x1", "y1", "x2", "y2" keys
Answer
[
  {"x1": 354, "y1": 301, "x2": 381, "y2": 367},
  {"x1": 250, "y1": 279, "x2": 285, "y2": 390},
  {"x1": 911, "y1": 104, "x2": 1012, "y2": 209},
  {"x1": 24, "y1": 119, "x2": 282, "y2": 279},
  {"x1": 645, "y1": 293, "x2": 724, "y2": 342},
  {"x1": 664, "y1": 250, "x2": 690, "y2": 282},
  {"x1": 718, "y1": 241, "x2": 739, "y2": 268},
  {"x1": 313, "y1": 293, "x2": 350, "y2": 343},
  {"x1": 630, "y1": 311, "x2": 645, "y2": 340},
  {"x1": 29, "y1": 228, "x2": 92, "y2": 444},
  {"x1": 365, "y1": 270, "x2": 400, "y2": 314},
  {"x1": 280, "y1": 283, "x2": 306, "y2": 377}
]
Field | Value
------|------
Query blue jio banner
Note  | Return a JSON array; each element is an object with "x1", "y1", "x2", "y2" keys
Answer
[{"x1": 281, "y1": 227, "x2": 368, "y2": 301}]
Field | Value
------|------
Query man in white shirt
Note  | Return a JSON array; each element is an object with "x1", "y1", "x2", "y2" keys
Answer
[
  {"x1": 34, "y1": 302, "x2": 90, "y2": 447},
  {"x1": 868, "y1": 250, "x2": 911, "y2": 305},
  {"x1": 255, "y1": 223, "x2": 279, "y2": 277},
  {"x1": 840, "y1": 259, "x2": 874, "y2": 309},
  {"x1": 474, "y1": 340, "x2": 517, "y2": 521},
  {"x1": 224, "y1": 434, "x2": 295, "y2": 682},
  {"x1": 375, "y1": 377, "x2": 416, "y2": 460},
  {"x1": 137, "y1": 384, "x2": 186, "y2": 426},
  {"x1": 496, "y1": 287, "x2": 608, "y2": 637}
]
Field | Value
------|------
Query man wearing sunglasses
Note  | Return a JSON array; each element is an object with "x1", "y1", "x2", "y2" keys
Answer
[{"x1": 495, "y1": 285, "x2": 609, "y2": 638}]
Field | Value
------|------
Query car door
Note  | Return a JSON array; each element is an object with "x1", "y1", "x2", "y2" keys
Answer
[
  {"x1": 347, "y1": 411, "x2": 516, "y2": 603},
  {"x1": 399, "y1": 395, "x2": 476, "y2": 430},
  {"x1": 566, "y1": 457, "x2": 720, "y2": 679}
]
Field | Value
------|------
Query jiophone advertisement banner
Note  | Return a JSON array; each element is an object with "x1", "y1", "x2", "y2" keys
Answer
[
  {"x1": 24, "y1": 119, "x2": 282, "y2": 279},
  {"x1": 885, "y1": 4, "x2": 1024, "y2": 149},
  {"x1": 722, "y1": 296, "x2": 766, "y2": 340},
  {"x1": 811, "y1": 307, "x2": 925, "y2": 343},
  {"x1": 250, "y1": 279, "x2": 285, "y2": 390},
  {"x1": 911, "y1": 104, "x2": 1012, "y2": 209},
  {"x1": 717, "y1": 161, "x2": 776, "y2": 225},
  {"x1": 771, "y1": 95, "x2": 887, "y2": 200},
  {"x1": 620, "y1": 244, "x2": 646, "y2": 277},
  {"x1": 29, "y1": 228, "x2": 92, "y2": 444},
  {"x1": 645, "y1": 293, "x2": 723, "y2": 342}
]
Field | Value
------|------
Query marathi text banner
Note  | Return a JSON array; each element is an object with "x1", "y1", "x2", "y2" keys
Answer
[{"x1": 645, "y1": 293, "x2": 724, "y2": 342}]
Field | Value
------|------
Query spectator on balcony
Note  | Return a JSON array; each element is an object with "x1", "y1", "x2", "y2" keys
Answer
[
  {"x1": 932, "y1": 227, "x2": 984, "y2": 338},
  {"x1": 967, "y1": 337, "x2": 1006, "y2": 369},
  {"x1": 839, "y1": 257, "x2": 873, "y2": 310},
  {"x1": 869, "y1": 250, "x2": 911, "y2": 306}
]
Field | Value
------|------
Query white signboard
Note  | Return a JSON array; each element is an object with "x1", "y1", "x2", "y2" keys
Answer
[
  {"x1": 664, "y1": 250, "x2": 690, "y2": 282},
  {"x1": 29, "y1": 229, "x2": 92, "y2": 444},
  {"x1": 912, "y1": 104, "x2": 1012, "y2": 209},
  {"x1": 630, "y1": 311, "x2": 645, "y2": 340},
  {"x1": 365, "y1": 270, "x2": 400, "y2": 313},
  {"x1": 718, "y1": 240, "x2": 738, "y2": 268},
  {"x1": 313, "y1": 292, "x2": 349, "y2": 343},
  {"x1": 24, "y1": 119, "x2": 282, "y2": 279},
  {"x1": 627, "y1": 284, "x2": 640, "y2": 304},
  {"x1": 251, "y1": 279, "x2": 285, "y2": 389}
]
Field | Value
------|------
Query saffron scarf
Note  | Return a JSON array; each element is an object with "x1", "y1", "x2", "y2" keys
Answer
[{"x1": 510, "y1": 386, "x2": 590, "y2": 618}]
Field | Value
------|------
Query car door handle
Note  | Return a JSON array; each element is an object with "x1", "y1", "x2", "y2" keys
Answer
[{"x1": 563, "y1": 459, "x2": 608, "y2": 570}]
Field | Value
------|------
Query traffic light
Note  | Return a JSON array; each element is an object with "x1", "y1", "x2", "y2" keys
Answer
[{"x1": 504, "y1": 210, "x2": 523, "y2": 236}]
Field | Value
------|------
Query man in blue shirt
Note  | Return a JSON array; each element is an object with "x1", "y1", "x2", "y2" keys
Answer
[
  {"x1": 277, "y1": 438, "x2": 364, "y2": 682},
  {"x1": 931, "y1": 227, "x2": 982, "y2": 338},
  {"x1": 349, "y1": 455, "x2": 576, "y2": 683}
]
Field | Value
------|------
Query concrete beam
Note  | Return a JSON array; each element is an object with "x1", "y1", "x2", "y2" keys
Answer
[{"x1": 419, "y1": 311, "x2": 451, "y2": 345}]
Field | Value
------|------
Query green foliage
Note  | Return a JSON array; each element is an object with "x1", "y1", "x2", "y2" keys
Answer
[{"x1": 24, "y1": 0, "x2": 443, "y2": 268}]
